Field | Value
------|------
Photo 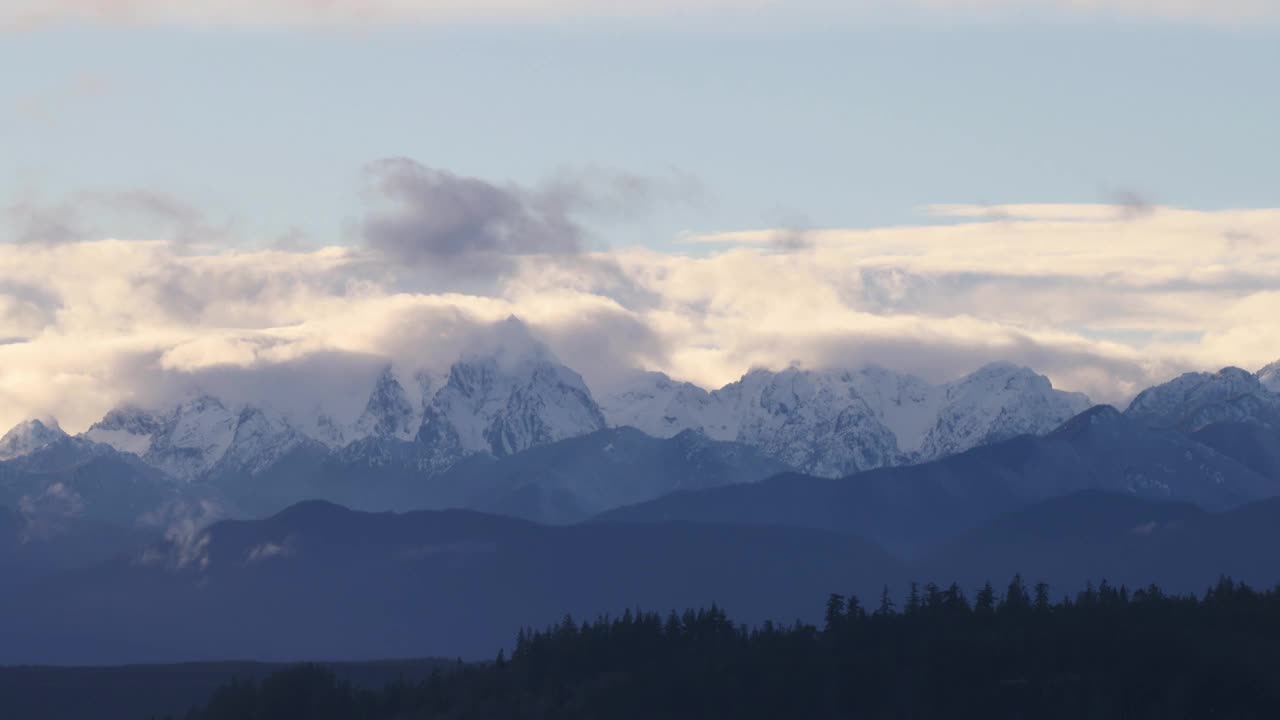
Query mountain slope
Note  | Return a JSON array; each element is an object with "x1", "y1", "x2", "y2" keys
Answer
[
  {"x1": 0, "y1": 419, "x2": 68, "y2": 461},
  {"x1": 1191, "y1": 421, "x2": 1280, "y2": 480},
  {"x1": 918, "y1": 491, "x2": 1280, "y2": 595},
  {"x1": 597, "y1": 405, "x2": 1278, "y2": 556},
  {"x1": 1259, "y1": 360, "x2": 1280, "y2": 393},
  {"x1": 0, "y1": 501, "x2": 902, "y2": 665},
  {"x1": 601, "y1": 363, "x2": 1089, "y2": 477},
  {"x1": 421, "y1": 427, "x2": 792, "y2": 524},
  {"x1": 1125, "y1": 366, "x2": 1280, "y2": 431}
]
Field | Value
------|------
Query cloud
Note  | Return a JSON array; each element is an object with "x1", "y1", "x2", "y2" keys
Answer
[
  {"x1": 361, "y1": 159, "x2": 583, "y2": 269},
  {"x1": 360, "y1": 160, "x2": 699, "y2": 276},
  {"x1": 245, "y1": 537, "x2": 296, "y2": 564},
  {"x1": 0, "y1": 187, "x2": 1278, "y2": 435},
  {"x1": 4, "y1": 190, "x2": 232, "y2": 247},
  {"x1": 3, "y1": 0, "x2": 1276, "y2": 30}
]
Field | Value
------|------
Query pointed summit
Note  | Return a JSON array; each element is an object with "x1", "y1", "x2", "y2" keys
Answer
[
  {"x1": 87, "y1": 405, "x2": 162, "y2": 456},
  {"x1": 911, "y1": 364, "x2": 1089, "y2": 462},
  {"x1": 420, "y1": 349, "x2": 606, "y2": 458},
  {"x1": 143, "y1": 393, "x2": 238, "y2": 481},
  {"x1": 351, "y1": 365, "x2": 420, "y2": 441},
  {"x1": 0, "y1": 418, "x2": 67, "y2": 460},
  {"x1": 1259, "y1": 360, "x2": 1280, "y2": 393}
]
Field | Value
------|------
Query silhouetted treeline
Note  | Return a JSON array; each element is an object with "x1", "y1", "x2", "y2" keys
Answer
[{"x1": 176, "y1": 576, "x2": 1280, "y2": 720}]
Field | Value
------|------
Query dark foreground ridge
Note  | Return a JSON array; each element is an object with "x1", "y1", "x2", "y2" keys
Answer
[{"x1": 175, "y1": 577, "x2": 1280, "y2": 720}]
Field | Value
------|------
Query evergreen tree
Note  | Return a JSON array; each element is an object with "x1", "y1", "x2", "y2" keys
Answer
[{"x1": 824, "y1": 594, "x2": 846, "y2": 633}]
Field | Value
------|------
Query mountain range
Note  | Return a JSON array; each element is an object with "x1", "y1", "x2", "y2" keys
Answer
[
  {"x1": 598, "y1": 403, "x2": 1280, "y2": 556},
  {"x1": 0, "y1": 500, "x2": 901, "y2": 665},
  {"x1": 1, "y1": 328, "x2": 1276, "y2": 535},
  {"x1": 0, "y1": 324, "x2": 1103, "y2": 524},
  {"x1": 9, "y1": 488, "x2": 1280, "y2": 665},
  {"x1": 2, "y1": 348, "x2": 1279, "y2": 665}
]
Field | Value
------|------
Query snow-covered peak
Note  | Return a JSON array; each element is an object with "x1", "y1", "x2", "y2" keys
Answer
[
  {"x1": 215, "y1": 406, "x2": 314, "y2": 476},
  {"x1": 844, "y1": 366, "x2": 941, "y2": 454},
  {"x1": 598, "y1": 362, "x2": 1089, "y2": 477},
  {"x1": 1125, "y1": 366, "x2": 1280, "y2": 431},
  {"x1": 0, "y1": 418, "x2": 67, "y2": 460},
  {"x1": 598, "y1": 371, "x2": 715, "y2": 439},
  {"x1": 420, "y1": 352, "x2": 606, "y2": 457},
  {"x1": 144, "y1": 394, "x2": 238, "y2": 481},
  {"x1": 918, "y1": 363, "x2": 1091, "y2": 459},
  {"x1": 86, "y1": 406, "x2": 162, "y2": 456},
  {"x1": 349, "y1": 366, "x2": 424, "y2": 442},
  {"x1": 705, "y1": 366, "x2": 900, "y2": 476},
  {"x1": 1258, "y1": 360, "x2": 1280, "y2": 393}
]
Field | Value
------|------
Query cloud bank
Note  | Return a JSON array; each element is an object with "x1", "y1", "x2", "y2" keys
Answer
[
  {"x1": 1, "y1": 166, "x2": 1278, "y2": 433},
  {"x1": 5, "y1": 0, "x2": 1276, "y2": 30}
]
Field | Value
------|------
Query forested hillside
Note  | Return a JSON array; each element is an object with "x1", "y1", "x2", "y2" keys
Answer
[{"x1": 178, "y1": 577, "x2": 1280, "y2": 720}]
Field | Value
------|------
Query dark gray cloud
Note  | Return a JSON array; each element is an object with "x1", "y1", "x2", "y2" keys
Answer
[
  {"x1": 3, "y1": 190, "x2": 232, "y2": 246},
  {"x1": 4, "y1": 198, "x2": 85, "y2": 244},
  {"x1": 361, "y1": 159, "x2": 705, "y2": 272},
  {"x1": 361, "y1": 158, "x2": 583, "y2": 268}
]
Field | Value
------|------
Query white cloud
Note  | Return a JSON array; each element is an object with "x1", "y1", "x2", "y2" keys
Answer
[
  {"x1": 3, "y1": 0, "x2": 1276, "y2": 30},
  {"x1": 0, "y1": 202, "x2": 1277, "y2": 434}
]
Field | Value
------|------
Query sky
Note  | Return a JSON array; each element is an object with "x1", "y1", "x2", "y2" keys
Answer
[{"x1": 1, "y1": 1, "x2": 1278, "y2": 432}]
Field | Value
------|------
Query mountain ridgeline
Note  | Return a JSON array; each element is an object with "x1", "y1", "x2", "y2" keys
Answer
[
  {"x1": 1, "y1": 351, "x2": 1279, "y2": 667},
  {"x1": 1, "y1": 326, "x2": 1106, "y2": 526}
]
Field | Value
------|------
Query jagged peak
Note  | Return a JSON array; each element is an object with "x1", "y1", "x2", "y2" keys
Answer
[
  {"x1": 454, "y1": 315, "x2": 559, "y2": 372},
  {"x1": 168, "y1": 392, "x2": 231, "y2": 418},
  {"x1": 0, "y1": 417, "x2": 68, "y2": 460},
  {"x1": 1260, "y1": 360, "x2": 1280, "y2": 392},
  {"x1": 1129, "y1": 365, "x2": 1269, "y2": 408},
  {"x1": 5, "y1": 416, "x2": 63, "y2": 434}
]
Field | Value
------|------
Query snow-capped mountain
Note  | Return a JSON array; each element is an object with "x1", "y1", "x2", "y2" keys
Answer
[
  {"x1": 348, "y1": 366, "x2": 432, "y2": 444},
  {"x1": 85, "y1": 406, "x2": 163, "y2": 456},
  {"x1": 599, "y1": 372, "x2": 719, "y2": 438},
  {"x1": 918, "y1": 363, "x2": 1092, "y2": 460},
  {"x1": 1259, "y1": 360, "x2": 1280, "y2": 393},
  {"x1": 1125, "y1": 367, "x2": 1280, "y2": 432},
  {"x1": 0, "y1": 418, "x2": 67, "y2": 461},
  {"x1": 712, "y1": 367, "x2": 902, "y2": 477},
  {"x1": 212, "y1": 407, "x2": 318, "y2": 477},
  {"x1": 136, "y1": 395, "x2": 238, "y2": 481},
  {"x1": 600, "y1": 363, "x2": 1090, "y2": 477},
  {"x1": 12, "y1": 344, "x2": 1274, "y2": 497},
  {"x1": 63, "y1": 328, "x2": 607, "y2": 484},
  {"x1": 420, "y1": 350, "x2": 607, "y2": 459},
  {"x1": 86, "y1": 396, "x2": 310, "y2": 482}
]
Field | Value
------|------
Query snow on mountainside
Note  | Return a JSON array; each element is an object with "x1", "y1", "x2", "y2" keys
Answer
[
  {"x1": 0, "y1": 419, "x2": 67, "y2": 461},
  {"x1": 712, "y1": 367, "x2": 901, "y2": 477},
  {"x1": 1259, "y1": 361, "x2": 1280, "y2": 393},
  {"x1": 601, "y1": 362, "x2": 1089, "y2": 477},
  {"x1": 422, "y1": 350, "x2": 607, "y2": 458},
  {"x1": 598, "y1": 372, "x2": 717, "y2": 439},
  {"x1": 135, "y1": 395, "x2": 237, "y2": 481},
  {"x1": 60, "y1": 326, "x2": 608, "y2": 483},
  {"x1": 213, "y1": 407, "x2": 317, "y2": 477},
  {"x1": 348, "y1": 366, "x2": 432, "y2": 444},
  {"x1": 918, "y1": 363, "x2": 1092, "y2": 461},
  {"x1": 86, "y1": 407, "x2": 163, "y2": 456},
  {"x1": 16, "y1": 350, "x2": 1276, "y2": 492},
  {"x1": 1125, "y1": 367, "x2": 1280, "y2": 432}
]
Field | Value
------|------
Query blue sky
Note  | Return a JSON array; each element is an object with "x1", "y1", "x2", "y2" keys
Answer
[
  {"x1": 1, "y1": 4, "x2": 1279, "y2": 430},
  {"x1": 5, "y1": 19, "x2": 1277, "y2": 249}
]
